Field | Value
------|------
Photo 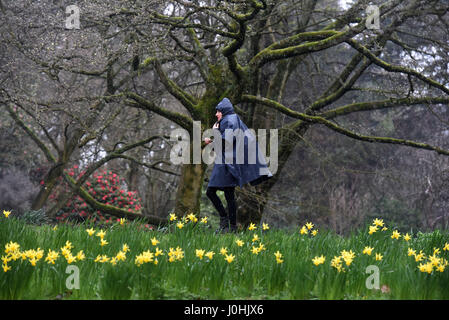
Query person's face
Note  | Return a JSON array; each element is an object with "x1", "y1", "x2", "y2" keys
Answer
[{"x1": 215, "y1": 110, "x2": 223, "y2": 121}]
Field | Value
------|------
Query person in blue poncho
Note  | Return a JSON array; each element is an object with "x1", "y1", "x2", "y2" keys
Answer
[{"x1": 204, "y1": 98, "x2": 272, "y2": 233}]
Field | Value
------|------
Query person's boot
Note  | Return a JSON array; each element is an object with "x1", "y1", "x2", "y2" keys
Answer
[{"x1": 215, "y1": 216, "x2": 229, "y2": 234}]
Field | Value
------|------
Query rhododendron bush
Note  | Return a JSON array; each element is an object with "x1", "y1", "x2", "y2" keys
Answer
[{"x1": 50, "y1": 165, "x2": 143, "y2": 222}]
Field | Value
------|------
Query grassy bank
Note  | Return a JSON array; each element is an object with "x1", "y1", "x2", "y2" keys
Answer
[{"x1": 1, "y1": 212, "x2": 448, "y2": 299}]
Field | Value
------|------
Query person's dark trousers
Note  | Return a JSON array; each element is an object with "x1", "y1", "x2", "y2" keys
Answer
[{"x1": 206, "y1": 186, "x2": 237, "y2": 231}]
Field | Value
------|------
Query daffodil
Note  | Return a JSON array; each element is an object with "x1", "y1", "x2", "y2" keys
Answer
[
  {"x1": 368, "y1": 225, "x2": 378, "y2": 235},
  {"x1": 119, "y1": 218, "x2": 126, "y2": 226},
  {"x1": 403, "y1": 233, "x2": 411, "y2": 241},
  {"x1": 391, "y1": 230, "x2": 401, "y2": 240},
  {"x1": 5, "y1": 241, "x2": 20, "y2": 254},
  {"x1": 311, "y1": 230, "x2": 318, "y2": 236},
  {"x1": 300, "y1": 226, "x2": 308, "y2": 235},
  {"x1": 248, "y1": 223, "x2": 257, "y2": 231},
  {"x1": 100, "y1": 238, "x2": 108, "y2": 246},
  {"x1": 418, "y1": 262, "x2": 433, "y2": 274},
  {"x1": 305, "y1": 222, "x2": 314, "y2": 230},
  {"x1": 86, "y1": 228, "x2": 95, "y2": 236},
  {"x1": 251, "y1": 246, "x2": 260, "y2": 255},
  {"x1": 2, "y1": 263, "x2": 11, "y2": 272},
  {"x1": 65, "y1": 254, "x2": 76, "y2": 264},
  {"x1": 433, "y1": 247, "x2": 440, "y2": 255},
  {"x1": 362, "y1": 246, "x2": 374, "y2": 255},
  {"x1": 115, "y1": 251, "x2": 126, "y2": 261},
  {"x1": 176, "y1": 222, "x2": 184, "y2": 229},
  {"x1": 372, "y1": 218, "x2": 384, "y2": 227},
  {"x1": 220, "y1": 247, "x2": 228, "y2": 256},
  {"x1": 408, "y1": 248, "x2": 416, "y2": 256},
  {"x1": 375, "y1": 253, "x2": 383, "y2": 261},
  {"x1": 235, "y1": 239, "x2": 244, "y2": 247},
  {"x1": 274, "y1": 251, "x2": 283, "y2": 260},
  {"x1": 76, "y1": 250, "x2": 85, "y2": 261},
  {"x1": 96, "y1": 230, "x2": 106, "y2": 239},
  {"x1": 341, "y1": 250, "x2": 355, "y2": 266},
  {"x1": 200, "y1": 216, "x2": 208, "y2": 224},
  {"x1": 153, "y1": 247, "x2": 163, "y2": 257},
  {"x1": 3, "y1": 210, "x2": 11, "y2": 218},
  {"x1": 331, "y1": 256, "x2": 344, "y2": 272},
  {"x1": 63, "y1": 241, "x2": 73, "y2": 250},
  {"x1": 443, "y1": 243, "x2": 449, "y2": 251},
  {"x1": 274, "y1": 250, "x2": 284, "y2": 264},
  {"x1": 225, "y1": 254, "x2": 235, "y2": 263},
  {"x1": 151, "y1": 237, "x2": 159, "y2": 246},
  {"x1": 169, "y1": 213, "x2": 177, "y2": 221},
  {"x1": 252, "y1": 234, "x2": 260, "y2": 242},
  {"x1": 187, "y1": 213, "x2": 198, "y2": 223},
  {"x1": 415, "y1": 251, "x2": 425, "y2": 262},
  {"x1": 262, "y1": 223, "x2": 269, "y2": 231},
  {"x1": 205, "y1": 251, "x2": 215, "y2": 260},
  {"x1": 312, "y1": 255, "x2": 326, "y2": 266},
  {"x1": 122, "y1": 244, "x2": 130, "y2": 253},
  {"x1": 196, "y1": 249, "x2": 205, "y2": 260}
]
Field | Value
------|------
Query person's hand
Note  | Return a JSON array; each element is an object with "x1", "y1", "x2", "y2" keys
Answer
[
  {"x1": 204, "y1": 137, "x2": 212, "y2": 145},
  {"x1": 213, "y1": 122, "x2": 219, "y2": 130}
]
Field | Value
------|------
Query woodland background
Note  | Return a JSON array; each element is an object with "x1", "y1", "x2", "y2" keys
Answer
[{"x1": 0, "y1": 0, "x2": 448, "y2": 234}]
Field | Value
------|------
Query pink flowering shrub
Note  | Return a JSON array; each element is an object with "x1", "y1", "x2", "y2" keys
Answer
[{"x1": 51, "y1": 165, "x2": 143, "y2": 222}]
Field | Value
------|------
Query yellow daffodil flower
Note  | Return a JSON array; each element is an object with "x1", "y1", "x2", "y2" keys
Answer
[
  {"x1": 2, "y1": 263, "x2": 11, "y2": 272},
  {"x1": 372, "y1": 218, "x2": 384, "y2": 227},
  {"x1": 362, "y1": 246, "x2": 374, "y2": 255},
  {"x1": 96, "y1": 230, "x2": 106, "y2": 239},
  {"x1": 151, "y1": 237, "x2": 159, "y2": 246},
  {"x1": 403, "y1": 233, "x2": 411, "y2": 241},
  {"x1": 305, "y1": 222, "x2": 314, "y2": 230},
  {"x1": 248, "y1": 223, "x2": 257, "y2": 231},
  {"x1": 375, "y1": 253, "x2": 383, "y2": 261},
  {"x1": 300, "y1": 226, "x2": 308, "y2": 235},
  {"x1": 100, "y1": 238, "x2": 108, "y2": 246},
  {"x1": 169, "y1": 213, "x2": 177, "y2": 221},
  {"x1": 368, "y1": 225, "x2": 378, "y2": 235},
  {"x1": 86, "y1": 228, "x2": 95, "y2": 236},
  {"x1": 3, "y1": 210, "x2": 11, "y2": 218},
  {"x1": 235, "y1": 239, "x2": 244, "y2": 247},
  {"x1": 312, "y1": 255, "x2": 326, "y2": 266},
  {"x1": 225, "y1": 254, "x2": 235, "y2": 263},
  {"x1": 262, "y1": 223, "x2": 269, "y2": 231},
  {"x1": 220, "y1": 247, "x2": 228, "y2": 256},
  {"x1": 155, "y1": 248, "x2": 164, "y2": 257},
  {"x1": 391, "y1": 230, "x2": 401, "y2": 240},
  {"x1": 205, "y1": 251, "x2": 215, "y2": 260},
  {"x1": 196, "y1": 249, "x2": 205, "y2": 260}
]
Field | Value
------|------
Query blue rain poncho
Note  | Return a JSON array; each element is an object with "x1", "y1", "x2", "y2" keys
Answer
[{"x1": 207, "y1": 98, "x2": 272, "y2": 189}]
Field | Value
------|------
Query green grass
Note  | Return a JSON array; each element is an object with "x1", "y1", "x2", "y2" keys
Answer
[{"x1": 1, "y1": 215, "x2": 449, "y2": 300}]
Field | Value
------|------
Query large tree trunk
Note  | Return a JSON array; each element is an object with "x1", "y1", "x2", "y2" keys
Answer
[
  {"x1": 174, "y1": 163, "x2": 207, "y2": 216},
  {"x1": 31, "y1": 163, "x2": 65, "y2": 210}
]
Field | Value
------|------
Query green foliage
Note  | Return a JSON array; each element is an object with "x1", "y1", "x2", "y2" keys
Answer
[{"x1": 1, "y1": 215, "x2": 449, "y2": 300}]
